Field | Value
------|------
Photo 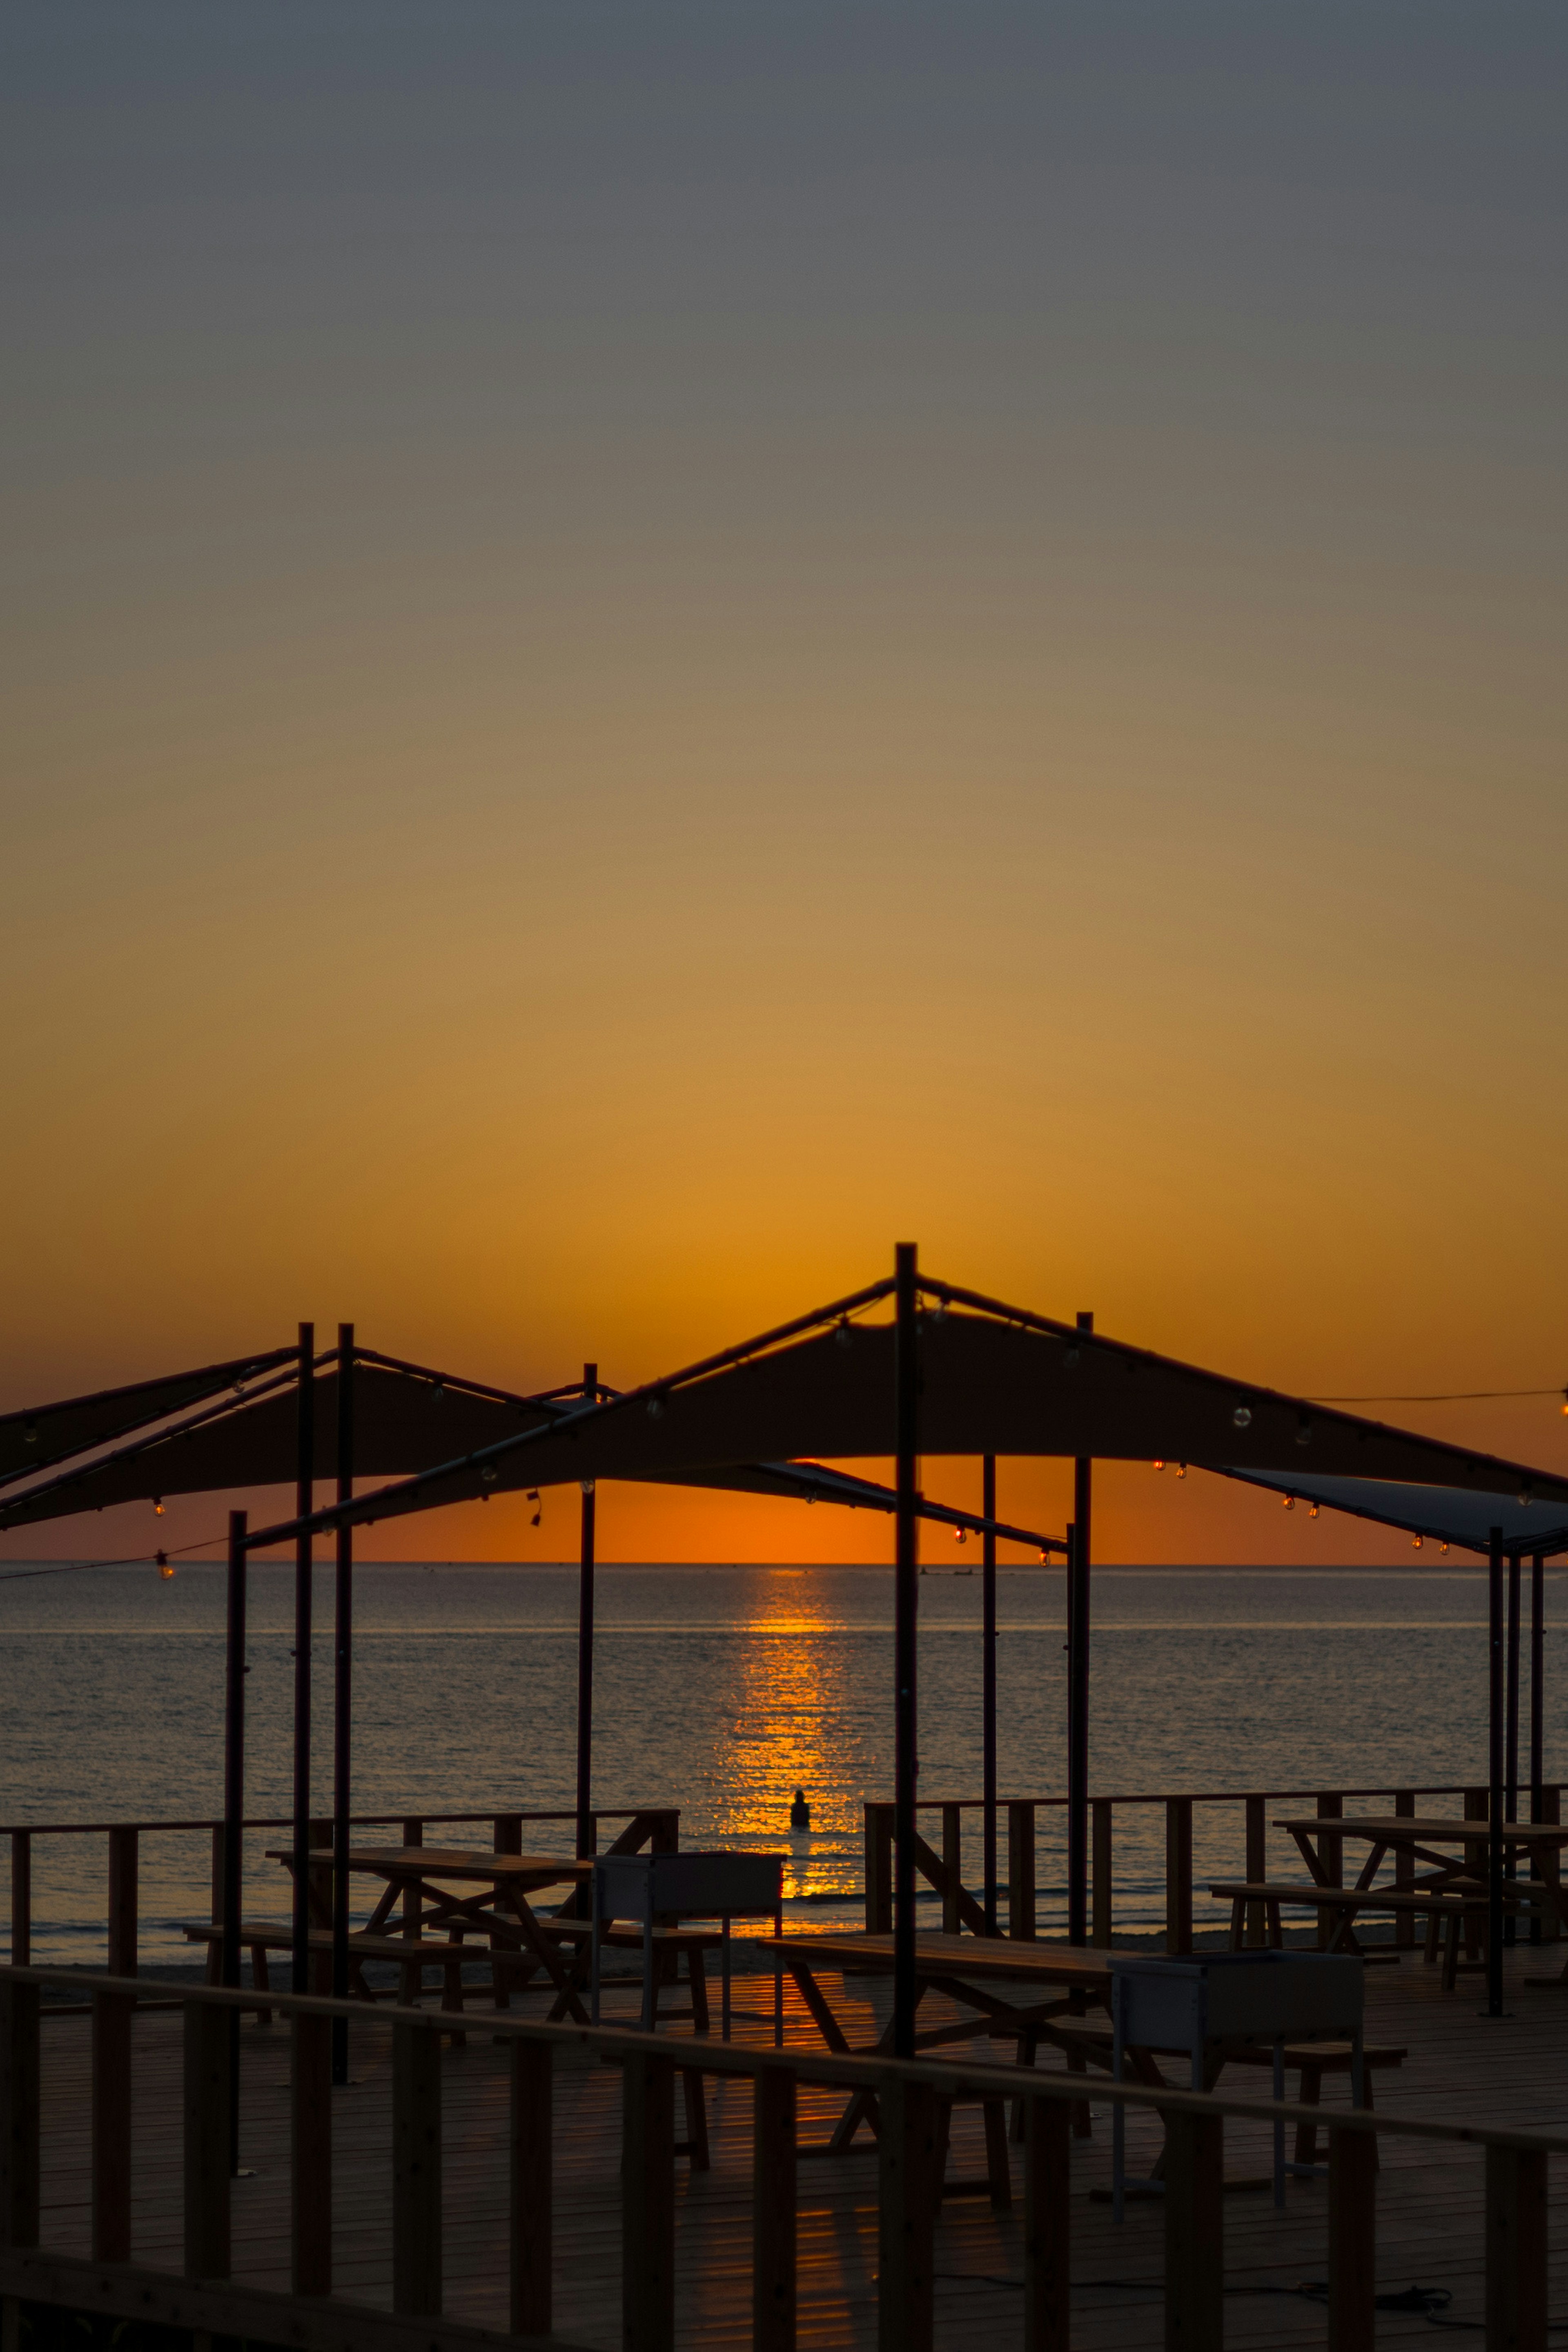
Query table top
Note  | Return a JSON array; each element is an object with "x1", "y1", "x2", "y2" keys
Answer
[
  {"x1": 266, "y1": 1844, "x2": 590, "y2": 1884},
  {"x1": 770, "y1": 1930, "x2": 1111, "y2": 1986},
  {"x1": 1274, "y1": 1815, "x2": 1568, "y2": 1846}
]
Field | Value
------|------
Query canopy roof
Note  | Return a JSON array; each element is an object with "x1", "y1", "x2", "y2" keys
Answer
[
  {"x1": 245, "y1": 1273, "x2": 1568, "y2": 1547},
  {"x1": 0, "y1": 1342, "x2": 1061, "y2": 1554},
  {"x1": 1218, "y1": 1468, "x2": 1568, "y2": 1558},
  {"x1": 0, "y1": 1349, "x2": 296, "y2": 1492}
]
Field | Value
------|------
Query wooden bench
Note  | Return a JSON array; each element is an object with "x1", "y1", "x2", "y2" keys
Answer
[
  {"x1": 180, "y1": 1921, "x2": 477, "y2": 2030},
  {"x1": 1045, "y1": 2019, "x2": 1407, "y2": 2172},
  {"x1": 541, "y1": 1918, "x2": 726, "y2": 2031},
  {"x1": 1208, "y1": 1880, "x2": 1497, "y2": 1987}
]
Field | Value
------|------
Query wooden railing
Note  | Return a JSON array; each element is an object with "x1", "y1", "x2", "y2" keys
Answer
[
  {"x1": 865, "y1": 1784, "x2": 1565, "y2": 1949},
  {"x1": 1, "y1": 1808, "x2": 677, "y2": 1971},
  {"x1": 0, "y1": 1963, "x2": 1557, "y2": 2352}
]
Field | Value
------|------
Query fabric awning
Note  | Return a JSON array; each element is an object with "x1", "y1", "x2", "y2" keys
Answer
[
  {"x1": 1217, "y1": 1468, "x2": 1568, "y2": 1558},
  {"x1": 0, "y1": 1350, "x2": 298, "y2": 1493},
  {"x1": 244, "y1": 1295, "x2": 1568, "y2": 1544}
]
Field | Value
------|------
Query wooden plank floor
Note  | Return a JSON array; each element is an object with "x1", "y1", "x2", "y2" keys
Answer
[{"x1": 32, "y1": 1942, "x2": 1568, "y2": 2348}]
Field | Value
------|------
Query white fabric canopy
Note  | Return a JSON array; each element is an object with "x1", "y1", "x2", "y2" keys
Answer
[{"x1": 1219, "y1": 1467, "x2": 1568, "y2": 1556}]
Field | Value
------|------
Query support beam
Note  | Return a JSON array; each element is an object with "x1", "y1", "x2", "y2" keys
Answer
[
  {"x1": 293, "y1": 1324, "x2": 315, "y2": 2000},
  {"x1": 1488, "y1": 1528, "x2": 1505, "y2": 2018},
  {"x1": 982, "y1": 1455, "x2": 998, "y2": 1936},
  {"x1": 893, "y1": 1244, "x2": 920, "y2": 2060},
  {"x1": 877, "y1": 2074, "x2": 938, "y2": 2352},
  {"x1": 1068, "y1": 1318, "x2": 1092, "y2": 1949},
  {"x1": 753, "y1": 2063, "x2": 796, "y2": 2352},
  {"x1": 1022, "y1": 2095, "x2": 1070, "y2": 2352},
  {"x1": 1506, "y1": 1551, "x2": 1522, "y2": 1940},
  {"x1": 222, "y1": 1510, "x2": 247, "y2": 2174},
  {"x1": 332, "y1": 1324, "x2": 354, "y2": 2084},
  {"x1": 576, "y1": 1364, "x2": 597, "y2": 1864}
]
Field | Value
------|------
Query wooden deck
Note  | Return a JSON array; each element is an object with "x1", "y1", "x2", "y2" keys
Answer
[{"x1": 24, "y1": 1941, "x2": 1568, "y2": 2348}]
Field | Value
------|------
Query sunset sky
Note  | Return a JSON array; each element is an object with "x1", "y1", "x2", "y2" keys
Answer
[{"x1": 6, "y1": 2, "x2": 1565, "y2": 1567}]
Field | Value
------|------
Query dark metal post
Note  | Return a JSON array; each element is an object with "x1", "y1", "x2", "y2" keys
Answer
[
  {"x1": 893, "y1": 1243, "x2": 920, "y2": 2058},
  {"x1": 223, "y1": 1507, "x2": 247, "y2": 2172},
  {"x1": 1487, "y1": 1527, "x2": 1505, "y2": 2017},
  {"x1": 332, "y1": 1323, "x2": 354, "y2": 2083},
  {"x1": 1530, "y1": 1552, "x2": 1545, "y2": 1943},
  {"x1": 292, "y1": 1324, "x2": 315, "y2": 1999},
  {"x1": 981, "y1": 1454, "x2": 998, "y2": 1935},
  {"x1": 575, "y1": 1362, "x2": 598, "y2": 1864},
  {"x1": 1530, "y1": 1554, "x2": 1545, "y2": 1819},
  {"x1": 1068, "y1": 1314, "x2": 1093, "y2": 1948},
  {"x1": 1506, "y1": 1551, "x2": 1522, "y2": 1941}
]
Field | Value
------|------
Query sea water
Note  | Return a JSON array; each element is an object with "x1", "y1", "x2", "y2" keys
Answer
[{"x1": 0, "y1": 1560, "x2": 1554, "y2": 1964}]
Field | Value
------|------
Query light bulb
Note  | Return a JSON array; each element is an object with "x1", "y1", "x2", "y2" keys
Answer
[
  {"x1": 1440, "y1": 1542, "x2": 1449, "y2": 1555},
  {"x1": 1176, "y1": 1464, "x2": 1187, "y2": 1480},
  {"x1": 1283, "y1": 1496, "x2": 1296, "y2": 1512},
  {"x1": 153, "y1": 1498, "x2": 165, "y2": 1516},
  {"x1": 1064, "y1": 1345, "x2": 1080, "y2": 1368},
  {"x1": 432, "y1": 1383, "x2": 445, "y2": 1403},
  {"x1": 1153, "y1": 1459, "x2": 1165, "y2": 1472},
  {"x1": 1309, "y1": 1503, "x2": 1319, "y2": 1519},
  {"x1": 1412, "y1": 1536, "x2": 1423, "y2": 1550},
  {"x1": 647, "y1": 1396, "x2": 665, "y2": 1420},
  {"x1": 953, "y1": 1528, "x2": 967, "y2": 1544},
  {"x1": 480, "y1": 1465, "x2": 498, "y2": 1485},
  {"x1": 1232, "y1": 1405, "x2": 1252, "y2": 1430},
  {"x1": 1296, "y1": 1416, "x2": 1312, "y2": 1447},
  {"x1": 835, "y1": 1321, "x2": 853, "y2": 1350},
  {"x1": 156, "y1": 1551, "x2": 174, "y2": 1581}
]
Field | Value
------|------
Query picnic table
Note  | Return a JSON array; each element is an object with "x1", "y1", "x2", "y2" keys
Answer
[
  {"x1": 269, "y1": 1844, "x2": 592, "y2": 2021},
  {"x1": 766, "y1": 1930, "x2": 1112, "y2": 2193},
  {"x1": 1273, "y1": 1815, "x2": 1568, "y2": 1975}
]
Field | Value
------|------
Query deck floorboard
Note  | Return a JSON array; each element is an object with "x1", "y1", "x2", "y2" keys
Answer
[{"x1": 27, "y1": 1940, "x2": 1568, "y2": 2347}]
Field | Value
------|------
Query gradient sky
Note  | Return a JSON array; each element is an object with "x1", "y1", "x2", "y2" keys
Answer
[{"x1": 5, "y1": 2, "x2": 1566, "y2": 1566}]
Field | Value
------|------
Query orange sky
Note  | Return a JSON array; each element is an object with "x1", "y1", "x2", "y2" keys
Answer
[{"x1": 5, "y1": 5, "x2": 1565, "y2": 1567}]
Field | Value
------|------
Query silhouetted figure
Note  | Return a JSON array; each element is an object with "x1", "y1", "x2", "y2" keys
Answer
[{"x1": 790, "y1": 1787, "x2": 811, "y2": 1832}]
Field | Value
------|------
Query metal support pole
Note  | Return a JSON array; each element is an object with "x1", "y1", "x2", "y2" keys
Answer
[
  {"x1": 1487, "y1": 1527, "x2": 1505, "y2": 2018},
  {"x1": 332, "y1": 1323, "x2": 354, "y2": 2083},
  {"x1": 1531, "y1": 1552, "x2": 1545, "y2": 1943},
  {"x1": 1531, "y1": 1554, "x2": 1545, "y2": 1817},
  {"x1": 981, "y1": 1454, "x2": 998, "y2": 1936},
  {"x1": 292, "y1": 1324, "x2": 315, "y2": 1999},
  {"x1": 223, "y1": 1508, "x2": 247, "y2": 2173},
  {"x1": 1068, "y1": 1316, "x2": 1093, "y2": 1948},
  {"x1": 1506, "y1": 1551, "x2": 1521, "y2": 1941},
  {"x1": 576, "y1": 1364, "x2": 598, "y2": 1864},
  {"x1": 893, "y1": 1242, "x2": 920, "y2": 2059}
]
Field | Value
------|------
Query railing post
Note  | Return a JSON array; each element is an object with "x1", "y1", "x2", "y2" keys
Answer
[
  {"x1": 183, "y1": 1998, "x2": 231, "y2": 2280},
  {"x1": 1244, "y1": 1796, "x2": 1266, "y2": 1947},
  {"x1": 1022, "y1": 2093, "x2": 1071, "y2": 2351},
  {"x1": 1162, "y1": 2107, "x2": 1223, "y2": 2347},
  {"x1": 1091, "y1": 1801, "x2": 1113, "y2": 1948},
  {"x1": 291, "y1": 2011, "x2": 332, "y2": 2295},
  {"x1": 941, "y1": 1805, "x2": 962, "y2": 1935},
  {"x1": 1486, "y1": 2144, "x2": 1547, "y2": 2349},
  {"x1": 877, "y1": 2073, "x2": 938, "y2": 2352},
  {"x1": 1009, "y1": 1803, "x2": 1036, "y2": 1941},
  {"x1": 0, "y1": 1979, "x2": 40, "y2": 2251},
  {"x1": 1540, "y1": 1788, "x2": 1561, "y2": 1942},
  {"x1": 210, "y1": 1824, "x2": 223, "y2": 1928},
  {"x1": 9, "y1": 1837, "x2": 29, "y2": 1968},
  {"x1": 864, "y1": 1805, "x2": 893, "y2": 1934},
  {"x1": 91, "y1": 1989, "x2": 133, "y2": 2261},
  {"x1": 1394, "y1": 1790, "x2": 1416, "y2": 1947},
  {"x1": 107, "y1": 1826, "x2": 138, "y2": 1979},
  {"x1": 510, "y1": 2039, "x2": 552, "y2": 2339},
  {"x1": 622, "y1": 2051, "x2": 675, "y2": 2352},
  {"x1": 753, "y1": 2062, "x2": 796, "y2": 2352},
  {"x1": 1327, "y1": 2123, "x2": 1376, "y2": 2350},
  {"x1": 494, "y1": 1814, "x2": 523, "y2": 1856},
  {"x1": 1165, "y1": 1800, "x2": 1193, "y2": 1957},
  {"x1": 392, "y1": 2020, "x2": 442, "y2": 2316}
]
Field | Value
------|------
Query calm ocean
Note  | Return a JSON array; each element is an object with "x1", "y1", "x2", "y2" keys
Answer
[{"x1": 0, "y1": 1560, "x2": 1552, "y2": 1964}]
